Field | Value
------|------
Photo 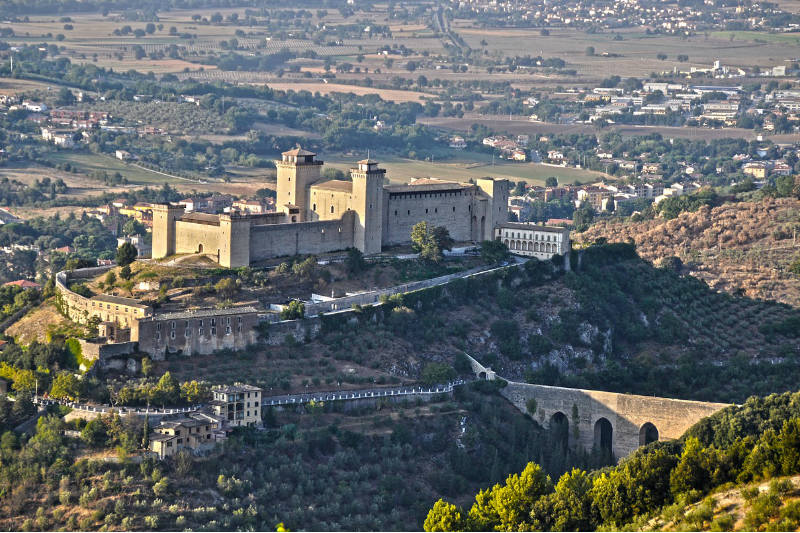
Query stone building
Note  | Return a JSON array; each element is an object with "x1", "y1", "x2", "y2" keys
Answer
[
  {"x1": 152, "y1": 149, "x2": 509, "y2": 267},
  {"x1": 56, "y1": 270, "x2": 153, "y2": 326},
  {"x1": 496, "y1": 222, "x2": 571, "y2": 260},
  {"x1": 132, "y1": 306, "x2": 260, "y2": 360},
  {"x1": 148, "y1": 411, "x2": 224, "y2": 459},
  {"x1": 209, "y1": 383, "x2": 262, "y2": 427}
]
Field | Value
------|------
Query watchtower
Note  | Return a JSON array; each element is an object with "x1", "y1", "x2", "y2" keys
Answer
[
  {"x1": 275, "y1": 147, "x2": 322, "y2": 222},
  {"x1": 152, "y1": 204, "x2": 185, "y2": 259},
  {"x1": 350, "y1": 159, "x2": 385, "y2": 255},
  {"x1": 476, "y1": 178, "x2": 510, "y2": 241}
]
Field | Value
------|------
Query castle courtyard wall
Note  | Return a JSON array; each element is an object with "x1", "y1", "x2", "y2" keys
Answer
[
  {"x1": 382, "y1": 190, "x2": 475, "y2": 245},
  {"x1": 248, "y1": 212, "x2": 356, "y2": 262},
  {"x1": 173, "y1": 220, "x2": 224, "y2": 258}
]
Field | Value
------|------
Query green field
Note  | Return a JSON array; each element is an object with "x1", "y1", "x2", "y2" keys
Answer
[
  {"x1": 44, "y1": 151, "x2": 196, "y2": 186},
  {"x1": 710, "y1": 30, "x2": 800, "y2": 45},
  {"x1": 324, "y1": 150, "x2": 605, "y2": 186}
]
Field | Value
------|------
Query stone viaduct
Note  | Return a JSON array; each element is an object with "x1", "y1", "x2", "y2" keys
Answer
[{"x1": 500, "y1": 381, "x2": 731, "y2": 460}]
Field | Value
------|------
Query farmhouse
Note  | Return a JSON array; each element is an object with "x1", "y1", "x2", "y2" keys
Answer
[{"x1": 152, "y1": 149, "x2": 509, "y2": 267}]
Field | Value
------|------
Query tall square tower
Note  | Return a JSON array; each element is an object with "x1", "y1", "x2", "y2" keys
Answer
[
  {"x1": 350, "y1": 159, "x2": 385, "y2": 255},
  {"x1": 275, "y1": 147, "x2": 322, "y2": 222}
]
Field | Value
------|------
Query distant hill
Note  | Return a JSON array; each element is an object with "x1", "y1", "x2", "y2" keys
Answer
[{"x1": 576, "y1": 197, "x2": 800, "y2": 306}]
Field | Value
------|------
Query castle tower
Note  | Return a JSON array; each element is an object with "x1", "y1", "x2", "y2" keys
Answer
[
  {"x1": 152, "y1": 204, "x2": 185, "y2": 259},
  {"x1": 350, "y1": 159, "x2": 385, "y2": 255},
  {"x1": 476, "y1": 178, "x2": 510, "y2": 241},
  {"x1": 275, "y1": 147, "x2": 322, "y2": 222},
  {"x1": 219, "y1": 214, "x2": 251, "y2": 268}
]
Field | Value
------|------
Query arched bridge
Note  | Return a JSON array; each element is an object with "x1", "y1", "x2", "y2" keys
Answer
[{"x1": 501, "y1": 381, "x2": 731, "y2": 460}]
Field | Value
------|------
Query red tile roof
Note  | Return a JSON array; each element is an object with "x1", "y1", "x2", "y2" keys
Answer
[{"x1": 4, "y1": 280, "x2": 41, "y2": 289}]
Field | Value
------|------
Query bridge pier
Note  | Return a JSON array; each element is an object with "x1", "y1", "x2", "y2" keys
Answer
[{"x1": 501, "y1": 381, "x2": 730, "y2": 461}]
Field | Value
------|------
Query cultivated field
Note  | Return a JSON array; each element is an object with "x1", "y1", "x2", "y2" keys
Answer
[
  {"x1": 324, "y1": 151, "x2": 605, "y2": 186},
  {"x1": 455, "y1": 25, "x2": 800, "y2": 79},
  {"x1": 419, "y1": 114, "x2": 800, "y2": 142}
]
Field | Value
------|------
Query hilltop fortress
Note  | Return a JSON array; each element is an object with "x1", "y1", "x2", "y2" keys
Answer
[{"x1": 152, "y1": 148, "x2": 510, "y2": 267}]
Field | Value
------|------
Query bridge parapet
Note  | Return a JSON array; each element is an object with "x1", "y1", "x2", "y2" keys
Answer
[
  {"x1": 462, "y1": 352, "x2": 496, "y2": 381},
  {"x1": 502, "y1": 381, "x2": 731, "y2": 460}
]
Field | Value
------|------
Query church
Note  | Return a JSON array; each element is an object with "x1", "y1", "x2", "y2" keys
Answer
[{"x1": 152, "y1": 148, "x2": 510, "y2": 267}]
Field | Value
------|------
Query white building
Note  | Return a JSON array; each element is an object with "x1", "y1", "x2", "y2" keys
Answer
[{"x1": 496, "y1": 223, "x2": 570, "y2": 260}]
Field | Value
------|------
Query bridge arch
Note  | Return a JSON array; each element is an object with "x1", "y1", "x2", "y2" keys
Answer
[
  {"x1": 549, "y1": 411, "x2": 570, "y2": 450},
  {"x1": 639, "y1": 422, "x2": 659, "y2": 446},
  {"x1": 593, "y1": 417, "x2": 613, "y2": 453}
]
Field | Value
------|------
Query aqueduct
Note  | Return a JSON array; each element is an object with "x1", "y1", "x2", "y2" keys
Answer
[{"x1": 501, "y1": 381, "x2": 731, "y2": 460}]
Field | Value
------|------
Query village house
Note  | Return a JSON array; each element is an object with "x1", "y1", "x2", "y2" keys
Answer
[
  {"x1": 209, "y1": 383, "x2": 263, "y2": 428},
  {"x1": 149, "y1": 411, "x2": 225, "y2": 459}
]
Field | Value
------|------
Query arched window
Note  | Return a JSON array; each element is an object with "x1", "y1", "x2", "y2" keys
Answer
[{"x1": 330, "y1": 205, "x2": 335, "y2": 213}]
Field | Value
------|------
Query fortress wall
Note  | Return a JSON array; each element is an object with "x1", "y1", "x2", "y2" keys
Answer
[
  {"x1": 309, "y1": 188, "x2": 353, "y2": 222},
  {"x1": 249, "y1": 212, "x2": 356, "y2": 262},
  {"x1": 174, "y1": 220, "x2": 224, "y2": 257},
  {"x1": 382, "y1": 190, "x2": 475, "y2": 245}
]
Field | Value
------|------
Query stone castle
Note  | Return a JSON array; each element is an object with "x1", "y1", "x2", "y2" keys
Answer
[{"x1": 152, "y1": 148, "x2": 510, "y2": 267}]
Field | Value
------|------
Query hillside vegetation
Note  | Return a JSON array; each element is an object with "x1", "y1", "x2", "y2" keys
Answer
[
  {"x1": 0, "y1": 385, "x2": 615, "y2": 531},
  {"x1": 577, "y1": 197, "x2": 800, "y2": 306},
  {"x1": 425, "y1": 389, "x2": 800, "y2": 532},
  {"x1": 313, "y1": 243, "x2": 800, "y2": 403}
]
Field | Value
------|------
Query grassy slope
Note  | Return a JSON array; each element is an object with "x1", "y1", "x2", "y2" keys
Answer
[{"x1": 577, "y1": 197, "x2": 800, "y2": 306}]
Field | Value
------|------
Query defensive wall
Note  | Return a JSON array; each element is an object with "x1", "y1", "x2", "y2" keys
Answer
[
  {"x1": 501, "y1": 381, "x2": 731, "y2": 460},
  {"x1": 249, "y1": 211, "x2": 356, "y2": 262},
  {"x1": 55, "y1": 267, "x2": 153, "y2": 326}
]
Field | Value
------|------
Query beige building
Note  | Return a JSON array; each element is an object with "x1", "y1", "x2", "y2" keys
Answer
[
  {"x1": 148, "y1": 411, "x2": 223, "y2": 459},
  {"x1": 56, "y1": 271, "x2": 153, "y2": 326},
  {"x1": 152, "y1": 149, "x2": 509, "y2": 267},
  {"x1": 209, "y1": 383, "x2": 262, "y2": 427},
  {"x1": 496, "y1": 223, "x2": 571, "y2": 260}
]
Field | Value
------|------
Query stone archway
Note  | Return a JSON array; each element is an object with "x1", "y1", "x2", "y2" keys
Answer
[
  {"x1": 594, "y1": 417, "x2": 613, "y2": 453},
  {"x1": 550, "y1": 412, "x2": 570, "y2": 451},
  {"x1": 639, "y1": 422, "x2": 659, "y2": 446}
]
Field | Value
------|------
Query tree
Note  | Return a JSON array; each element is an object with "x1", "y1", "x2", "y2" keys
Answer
[
  {"x1": 154, "y1": 372, "x2": 180, "y2": 407},
  {"x1": 424, "y1": 500, "x2": 467, "y2": 531},
  {"x1": 81, "y1": 418, "x2": 107, "y2": 447},
  {"x1": 55, "y1": 87, "x2": 75, "y2": 106},
  {"x1": 105, "y1": 270, "x2": 117, "y2": 287},
  {"x1": 479, "y1": 240, "x2": 509, "y2": 264},
  {"x1": 420, "y1": 362, "x2": 456, "y2": 385},
  {"x1": 116, "y1": 242, "x2": 137, "y2": 267},
  {"x1": 119, "y1": 265, "x2": 132, "y2": 280},
  {"x1": 545, "y1": 176, "x2": 558, "y2": 187},
  {"x1": 214, "y1": 278, "x2": 238, "y2": 299},
  {"x1": 411, "y1": 222, "x2": 452, "y2": 264},
  {"x1": 122, "y1": 219, "x2": 146, "y2": 236},
  {"x1": 49, "y1": 372, "x2": 81, "y2": 402},
  {"x1": 280, "y1": 300, "x2": 305, "y2": 320},
  {"x1": 141, "y1": 356, "x2": 152, "y2": 377},
  {"x1": 345, "y1": 247, "x2": 366, "y2": 276},
  {"x1": 573, "y1": 203, "x2": 595, "y2": 232}
]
